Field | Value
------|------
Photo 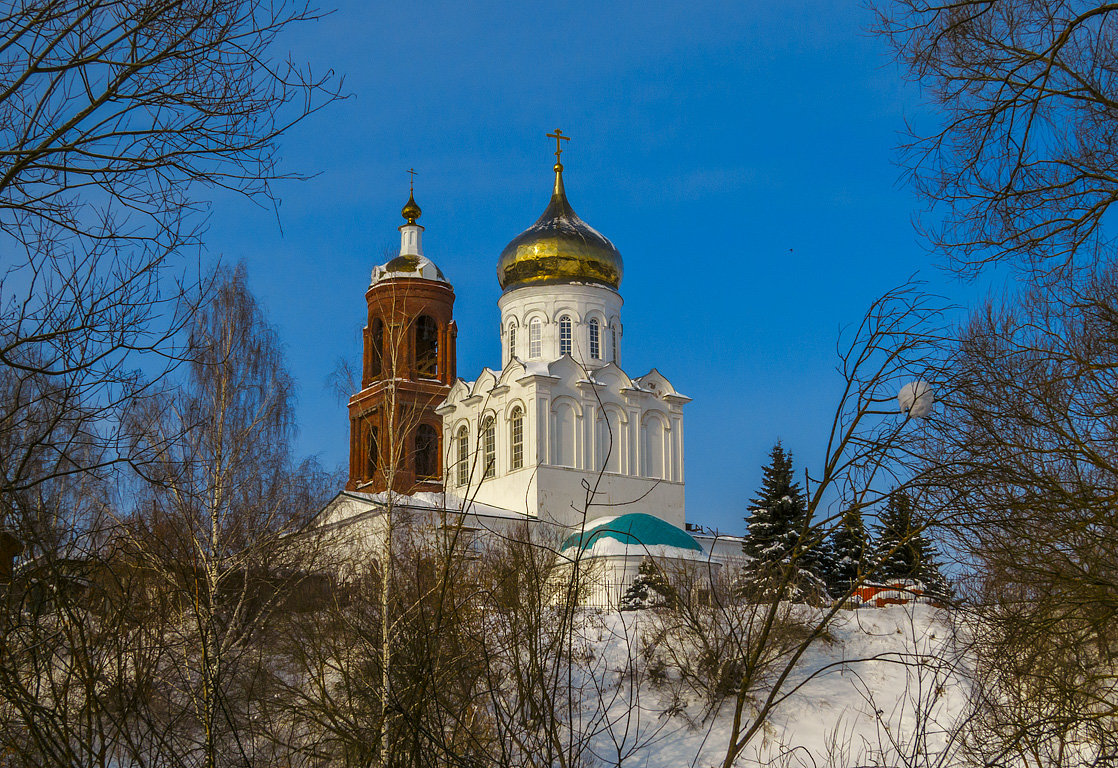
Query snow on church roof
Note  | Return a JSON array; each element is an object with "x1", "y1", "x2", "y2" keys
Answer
[
  {"x1": 440, "y1": 358, "x2": 690, "y2": 411},
  {"x1": 371, "y1": 253, "x2": 447, "y2": 285},
  {"x1": 561, "y1": 513, "x2": 705, "y2": 560}
]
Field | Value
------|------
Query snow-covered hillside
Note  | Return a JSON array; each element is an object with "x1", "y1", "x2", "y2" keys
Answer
[{"x1": 575, "y1": 604, "x2": 966, "y2": 768}]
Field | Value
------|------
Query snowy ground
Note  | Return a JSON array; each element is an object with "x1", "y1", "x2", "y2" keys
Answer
[{"x1": 575, "y1": 604, "x2": 967, "y2": 768}]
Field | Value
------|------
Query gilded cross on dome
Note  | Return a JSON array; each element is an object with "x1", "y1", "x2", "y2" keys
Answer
[
  {"x1": 407, "y1": 167, "x2": 417, "y2": 193},
  {"x1": 546, "y1": 128, "x2": 570, "y2": 169}
]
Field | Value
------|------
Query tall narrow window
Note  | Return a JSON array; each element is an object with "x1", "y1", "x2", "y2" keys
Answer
[
  {"x1": 551, "y1": 403, "x2": 575, "y2": 467},
  {"x1": 509, "y1": 406, "x2": 524, "y2": 470},
  {"x1": 508, "y1": 322, "x2": 517, "y2": 362},
  {"x1": 482, "y1": 417, "x2": 496, "y2": 479},
  {"x1": 529, "y1": 319, "x2": 542, "y2": 359},
  {"x1": 589, "y1": 318, "x2": 600, "y2": 359},
  {"x1": 366, "y1": 425, "x2": 379, "y2": 480},
  {"x1": 559, "y1": 316, "x2": 572, "y2": 356},
  {"x1": 415, "y1": 424, "x2": 438, "y2": 480},
  {"x1": 596, "y1": 411, "x2": 621, "y2": 473},
  {"x1": 416, "y1": 315, "x2": 438, "y2": 377},
  {"x1": 368, "y1": 318, "x2": 383, "y2": 379},
  {"x1": 456, "y1": 426, "x2": 469, "y2": 487},
  {"x1": 611, "y1": 327, "x2": 618, "y2": 364},
  {"x1": 641, "y1": 415, "x2": 666, "y2": 479}
]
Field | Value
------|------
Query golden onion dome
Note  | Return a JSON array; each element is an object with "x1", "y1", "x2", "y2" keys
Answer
[
  {"x1": 497, "y1": 163, "x2": 623, "y2": 292},
  {"x1": 401, "y1": 191, "x2": 422, "y2": 224}
]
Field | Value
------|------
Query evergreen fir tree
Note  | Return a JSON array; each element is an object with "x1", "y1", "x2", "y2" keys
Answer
[
  {"x1": 619, "y1": 558, "x2": 675, "y2": 610},
  {"x1": 874, "y1": 490, "x2": 951, "y2": 600},
  {"x1": 739, "y1": 443, "x2": 834, "y2": 604},
  {"x1": 800, "y1": 527, "x2": 838, "y2": 589},
  {"x1": 742, "y1": 441, "x2": 807, "y2": 565},
  {"x1": 829, "y1": 504, "x2": 869, "y2": 594}
]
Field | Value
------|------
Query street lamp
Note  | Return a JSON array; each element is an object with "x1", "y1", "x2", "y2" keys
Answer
[{"x1": 898, "y1": 380, "x2": 934, "y2": 419}]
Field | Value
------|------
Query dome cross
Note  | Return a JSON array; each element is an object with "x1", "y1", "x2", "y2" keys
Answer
[{"x1": 547, "y1": 128, "x2": 570, "y2": 169}]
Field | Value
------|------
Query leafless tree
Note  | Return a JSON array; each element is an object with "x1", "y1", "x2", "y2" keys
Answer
[
  {"x1": 270, "y1": 519, "x2": 494, "y2": 768},
  {"x1": 117, "y1": 264, "x2": 334, "y2": 768},
  {"x1": 450, "y1": 286, "x2": 954, "y2": 768},
  {"x1": 916, "y1": 266, "x2": 1118, "y2": 768},
  {"x1": 0, "y1": 464, "x2": 181, "y2": 768},
  {"x1": 0, "y1": 4, "x2": 339, "y2": 754},
  {"x1": 676, "y1": 284, "x2": 953, "y2": 768},
  {"x1": 873, "y1": 4, "x2": 1118, "y2": 765},
  {"x1": 0, "y1": 265, "x2": 335, "y2": 768},
  {"x1": 0, "y1": 0, "x2": 340, "y2": 504},
  {"x1": 332, "y1": 273, "x2": 465, "y2": 767},
  {"x1": 873, "y1": 1, "x2": 1118, "y2": 276}
]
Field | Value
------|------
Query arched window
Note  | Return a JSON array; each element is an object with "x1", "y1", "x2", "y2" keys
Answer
[
  {"x1": 366, "y1": 425, "x2": 379, "y2": 480},
  {"x1": 551, "y1": 402, "x2": 576, "y2": 468},
  {"x1": 509, "y1": 406, "x2": 524, "y2": 470},
  {"x1": 529, "y1": 319, "x2": 542, "y2": 359},
  {"x1": 368, "y1": 318, "x2": 383, "y2": 378},
  {"x1": 415, "y1": 424, "x2": 438, "y2": 480},
  {"x1": 611, "y1": 327, "x2": 619, "y2": 364},
  {"x1": 589, "y1": 318, "x2": 600, "y2": 359},
  {"x1": 641, "y1": 415, "x2": 666, "y2": 479},
  {"x1": 596, "y1": 410, "x2": 621, "y2": 473},
  {"x1": 507, "y1": 322, "x2": 517, "y2": 363},
  {"x1": 482, "y1": 416, "x2": 496, "y2": 479},
  {"x1": 456, "y1": 426, "x2": 469, "y2": 487},
  {"x1": 559, "y1": 316, "x2": 572, "y2": 356},
  {"x1": 416, "y1": 315, "x2": 438, "y2": 377}
]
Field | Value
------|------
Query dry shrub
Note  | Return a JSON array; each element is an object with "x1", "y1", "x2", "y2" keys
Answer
[{"x1": 640, "y1": 563, "x2": 817, "y2": 714}]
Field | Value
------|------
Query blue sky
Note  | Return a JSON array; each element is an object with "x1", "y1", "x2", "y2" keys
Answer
[{"x1": 204, "y1": 0, "x2": 974, "y2": 532}]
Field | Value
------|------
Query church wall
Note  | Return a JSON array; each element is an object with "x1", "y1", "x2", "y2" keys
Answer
[
  {"x1": 313, "y1": 493, "x2": 392, "y2": 575},
  {"x1": 440, "y1": 446, "x2": 684, "y2": 529},
  {"x1": 536, "y1": 466, "x2": 684, "y2": 529},
  {"x1": 498, "y1": 283, "x2": 623, "y2": 368},
  {"x1": 313, "y1": 491, "x2": 576, "y2": 583},
  {"x1": 438, "y1": 358, "x2": 687, "y2": 529}
]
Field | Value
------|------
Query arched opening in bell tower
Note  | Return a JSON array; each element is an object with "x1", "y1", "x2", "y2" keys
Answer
[
  {"x1": 416, "y1": 315, "x2": 439, "y2": 377},
  {"x1": 415, "y1": 423, "x2": 439, "y2": 480},
  {"x1": 368, "y1": 318, "x2": 383, "y2": 379}
]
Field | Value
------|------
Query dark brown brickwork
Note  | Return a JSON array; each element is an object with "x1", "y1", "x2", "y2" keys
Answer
[{"x1": 346, "y1": 276, "x2": 456, "y2": 493}]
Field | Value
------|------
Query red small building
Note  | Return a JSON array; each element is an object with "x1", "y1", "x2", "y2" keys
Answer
[{"x1": 851, "y1": 580, "x2": 926, "y2": 607}]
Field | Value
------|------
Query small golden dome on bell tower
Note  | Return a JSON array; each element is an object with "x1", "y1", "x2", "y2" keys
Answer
[{"x1": 401, "y1": 168, "x2": 422, "y2": 224}]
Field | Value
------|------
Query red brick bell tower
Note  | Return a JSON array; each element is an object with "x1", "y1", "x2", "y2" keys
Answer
[{"x1": 347, "y1": 189, "x2": 456, "y2": 493}]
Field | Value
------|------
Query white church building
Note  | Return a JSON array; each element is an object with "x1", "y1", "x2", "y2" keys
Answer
[{"x1": 317, "y1": 135, "x2": 742, "y2": 606}]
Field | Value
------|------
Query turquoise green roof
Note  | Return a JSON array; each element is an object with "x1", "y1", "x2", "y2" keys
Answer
[{"x1": 561, "y1": 513, "x2": 703, "y2": 553}]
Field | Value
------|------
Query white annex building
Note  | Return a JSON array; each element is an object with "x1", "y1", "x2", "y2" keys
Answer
[{"x1": 317, "y1": 135, "x2": 743, "y2": 606}]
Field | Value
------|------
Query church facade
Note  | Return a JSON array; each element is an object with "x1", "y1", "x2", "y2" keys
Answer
[
  {"x1": 319, "y1": 135, "x2": 737, "y2": 606},
  {"x1": 436, "y1": 142, "x2": 689, "y2": 530}
]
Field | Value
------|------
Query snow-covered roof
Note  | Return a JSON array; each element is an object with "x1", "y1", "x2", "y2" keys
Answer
[
  {"x1": 371, "y1": 254, "x2": 448, "y2": 285},
  {"x1": 561, "y1": 513, "x2": 706, "y2": 561},
  {"x1": 336, "y1": 489, "x2": 534, "y2": 520},
  {"x1": 439, "y1": 356, "x2": 689, "y2": 414}
]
